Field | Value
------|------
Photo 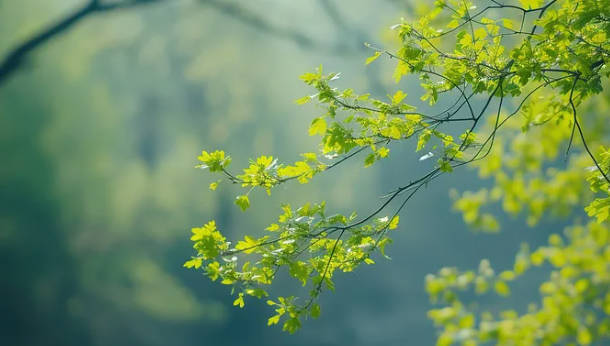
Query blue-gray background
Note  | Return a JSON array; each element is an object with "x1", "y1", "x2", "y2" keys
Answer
[{"x1": 0, "y1": 1, "x2": 553, "y2": 345}]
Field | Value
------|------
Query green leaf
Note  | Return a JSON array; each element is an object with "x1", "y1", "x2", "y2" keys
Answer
[
  {"x1": 518, "y1": 0, "x2": 543, "y2": 10},
  {"x1": 267, "y1": 314, "x2": 281, "y2": 326},
  {"x1": 377, "y1": 147, "x2": 390, "y2": 158},
  {"x1": 235, "y1": 195, "x2": 250, "y2": 211},
  {"x1": 585, "y1": 197, "x2": 610, "y2": 223},
  {"x1": 392, "y1": 90, "x2": 407, "y2": 104},
  {"x1": 494, "y1": 280, "x2": 510, "y2": 296},
  {"x1": 308, "y1": 117, "x2": 327, "y2": 136},
  {"x1": 393, "y1": 61, "x2": 409, "y2": 83},
  {"x1": 365, "y1": 51, "x2": 382, "y2": 65},
  {"x1": 283, "y1": 317, "x2": 301, "y2": 334},
  {"x1": 289, "y1": 261, "x2": 311, "y2": 286},
  {"x1": 245, "y1": 288, "x2": 268, "y2": 298},
  {"x1": 197, "y1": 150, "x2": 231, "y2": 172},
  {"x1": 209, "y1": 179, "x2": 221, "y2": 191},
  {"x1": 438, "y1": 159, "x2": 453, "y2": 172},
  {"x1": 205, "y1": 261, "x2": 220, "y2": 281},
  {"x1": 266, "y1": 223, "x2": 280, "y2": 232},
  {"x1": 295, "y1": 95, "x2": 311, "y2": 105},
  {"x1": 233, "y1": 293, "x2": 245, "y2": 308},
  {"x1": 364, "y1": 153, "x2": 376, "y2": 167},
  {"x1": 474, "y1": 27, "x2": 487, "y2": 40},
  {"x1": 502, "y1": 18, "x2": 515, "y2": 30},
  {"x1": 389, "y1": 215, "x2": 400, "y2": 230},
  {"x1": 381, "y1": 126, "x2": 401, "y2": 139},
  {"x1": 183, "y1": 258, "x2": 202, "y2": 269},
  {"x1": 235, "y1": 235, "x2": 263, "y2": 254},
  {"x1": 190, "y1": 221, "x2": 227, "y2": 259},
  {"x1": 310, "y1": 303, "x2": 321, "y2": 318},
  {"x1": 417, "y1": 130, "x2": 431, "y2": 151},
  {"x1": 378, "y1": 237, "x2": 393, "y2": 258}
]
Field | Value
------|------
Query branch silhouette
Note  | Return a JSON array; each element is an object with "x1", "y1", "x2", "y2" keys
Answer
[
  {"x1": 0, "y1": 0, "x2": 378, "y2": 86},
  {"x1": 0, "y1": 0, "x2": 163, "y2": 85}
]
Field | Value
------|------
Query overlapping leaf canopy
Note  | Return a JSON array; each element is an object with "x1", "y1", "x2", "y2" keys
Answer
[{"x1": 185, "y1": 0, "x2": 610, "y2": 343}]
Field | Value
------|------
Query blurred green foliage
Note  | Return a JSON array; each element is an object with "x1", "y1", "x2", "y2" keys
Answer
[{"x1": 3, "y1": 0, "x2": 607, "y2": 345}]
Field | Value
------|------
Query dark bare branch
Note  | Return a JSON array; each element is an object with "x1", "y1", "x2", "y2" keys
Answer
[{"x1": 0, "y1": 0, "x2": 164, "y2": 85}]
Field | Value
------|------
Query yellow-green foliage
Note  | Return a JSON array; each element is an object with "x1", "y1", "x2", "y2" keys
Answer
[{"x1": 185, "y1": 0, "x2": 610, "y2": 342}]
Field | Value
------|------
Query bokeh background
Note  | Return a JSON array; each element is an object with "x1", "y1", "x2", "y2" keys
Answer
[{"x1": 1, "y1": 1, "x2": 559, "y2": 345}]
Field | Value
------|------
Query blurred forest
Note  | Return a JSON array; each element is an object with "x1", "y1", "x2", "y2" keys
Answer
[{"x1": 0, "y1": 1, "x2": 567, "y2": 345}]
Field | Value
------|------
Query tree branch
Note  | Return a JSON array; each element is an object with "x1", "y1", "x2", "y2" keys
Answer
[
  {"x1": 0, "y1": 0, "x2": 164, "y2": 85},
  {"x1": 1, "y1": 0, "x2": 387, "y2": 86}
]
